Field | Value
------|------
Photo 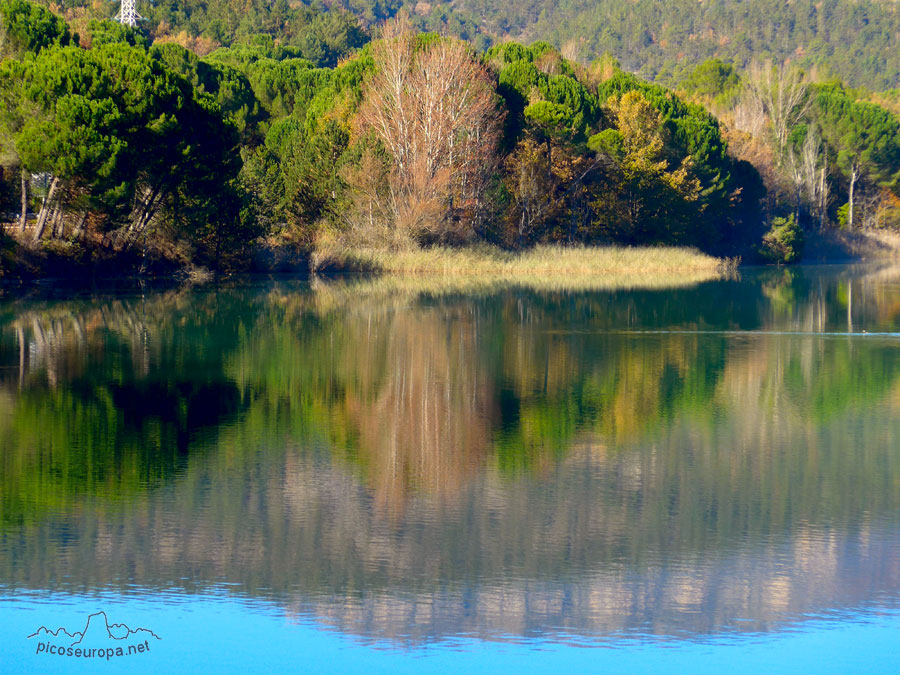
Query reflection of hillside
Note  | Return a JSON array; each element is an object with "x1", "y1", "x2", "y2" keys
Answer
[
  {"x1": 294, "y1": 523, "x2": 898, "y2": 642},
  {"x1": 2, "y1": 401, "x2": 899, "y2": 640}
]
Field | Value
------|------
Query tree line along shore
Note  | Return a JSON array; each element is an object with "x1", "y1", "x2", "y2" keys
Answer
[{"x1": 2, "y1": 0, "x2": 900, "y2": 281}]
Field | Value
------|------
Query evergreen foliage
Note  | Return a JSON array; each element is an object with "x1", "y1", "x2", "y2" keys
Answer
[
  {"x1": 0, "y1": 0, "x2": 71, "y2": 56},
  {"x1": 458, "y1": 0, "x2": 900, "y2": 90},
  {"x1": 760, "y1": 214, "x2": 804, "y2": 263}
]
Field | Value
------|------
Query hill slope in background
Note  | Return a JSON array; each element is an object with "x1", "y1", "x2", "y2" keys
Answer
[
  {"x1": 33, "y1": 0, "x2": 900, "y2": 90},
  {"x1": 456, "y1": 0, "x2": 900, "y2": 90}
]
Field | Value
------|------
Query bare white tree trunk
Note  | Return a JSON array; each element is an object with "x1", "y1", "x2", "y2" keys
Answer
[
  {"x1": 50, "y1": 198, "x2": 66, "y2": 239},
  {"x1": 800, "y1": 128, "x2": 829, "y2": 226},
  {"x1": 18, "y1": 168, "x2": 27, "y2": 234},
  {"x1": 746, "y1": 61, "x2": 809, "y2": 156},
  {"x1": 818, "y1": 157, "x2": 828, "y2": 227},
  {"x1": 33, "y1": 176, "x2": 59, "y2": 242}
]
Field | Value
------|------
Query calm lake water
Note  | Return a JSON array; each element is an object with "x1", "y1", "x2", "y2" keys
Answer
[{"x1": 2, "y1": 265, "x2": 900, "y2": 673}]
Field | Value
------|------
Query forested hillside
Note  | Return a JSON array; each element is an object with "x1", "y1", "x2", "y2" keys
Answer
[
  {"x1": 32, "y1": 0, "x2": 489, "y2": 57},
  {"x1": 32, "y1": 0, "x2": 900, "y2": 90},
  {"x1": 458, "y1": 0, "x2": 900, "y2": 91}
]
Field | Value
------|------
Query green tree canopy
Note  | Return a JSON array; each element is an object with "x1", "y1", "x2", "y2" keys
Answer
[
  {"x1": 812, "y1": 84, "x2": 900, "y2": 226},
  {"x1": 84, "y1": 19, "x2": 148, "y2": 50},
  {"x1": 679, "y1": 58, "x2": 741, "y2": 108},
  {"x1": 0, "y1": 0, "x2": 71, "y2": 57},
  {"x1": 813, "y1": 85, "x2": 900, "y2": 190},
  {"x1": 6, "y1": 41, "x2": 242, "y2": 247}
]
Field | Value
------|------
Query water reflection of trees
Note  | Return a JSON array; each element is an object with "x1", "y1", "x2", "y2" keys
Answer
[
  {"x1": 3, "y1": 268, "x2": 900, "y2": 638},
  {"x1": 0, "y1": 294, "x2": 248, "y2": 524},
  {"x1": 5, "y1": 268, "x2": 900, "y2": 518}
]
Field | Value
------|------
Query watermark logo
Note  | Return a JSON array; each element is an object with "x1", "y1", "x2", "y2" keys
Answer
[{"x1": 28, "y1": 611, "x2": 161, "y2": 660}]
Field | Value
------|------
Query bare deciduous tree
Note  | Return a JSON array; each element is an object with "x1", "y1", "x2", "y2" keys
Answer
[
  {"x1": 732, "y1": 93, "x2": 767, "y2": 138},
  {"x1": 560, "y1": 39, "x2": 582, "y2": 64},
  {"x1": 745, "y1": 60, "x2": 809, "y2": 156},
  {"x1": 799, "y1": 127, "x2": 829, "y2": 227},
  {"x1": 357, "y1": 17, "x2": 502, "y2": 243}
]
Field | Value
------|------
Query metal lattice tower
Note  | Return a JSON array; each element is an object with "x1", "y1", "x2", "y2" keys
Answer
[{"x1": 114, "y1": 0, "x2": 142, "y2": 27}]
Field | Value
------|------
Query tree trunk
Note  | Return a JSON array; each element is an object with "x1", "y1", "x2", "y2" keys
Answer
[
  {"x1": 33, "y1": 176, "x2": 59, "y2": 243},
  {"x1": 18, "y1": 168, "x2": 27, "y2": 234},
  {"x1": 848, "y1": 165, "x2": 858, "y2": 229},
  {"x1": 50, "y1": 200, "x2": 66, "y2": 239},
  {"x1": 44, "y1": 200, "x2": 58, "y2": 239},
  {"x1": 73, "y1": 211, "x2": 88, "y2": 241},
  {"x1": 546, "y1": 137, "x2": 553, "y2": 182},
  {"x1": 518, "y1": 209, "x2": 527, "y2": 248},
  {"x1": 818, "y1": 161, "x2": 828, "y2": 228},
  {"x1": 124, "y1": 182, "x2": 165, "y2": 249}
]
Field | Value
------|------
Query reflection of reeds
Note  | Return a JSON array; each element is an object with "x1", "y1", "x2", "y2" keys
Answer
[{"x1": 308, "y1": 268, "x2": 724, "y2": 316}]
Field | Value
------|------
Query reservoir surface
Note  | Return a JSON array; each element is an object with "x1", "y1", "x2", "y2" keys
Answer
[{"x1": 2, "y1": 265, "x2": 899, "y2": 672}]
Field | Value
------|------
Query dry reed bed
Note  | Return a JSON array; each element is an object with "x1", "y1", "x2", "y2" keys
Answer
[
  {"x1": 305, "y1": 244, "x2": 729, "y2": 310},
  {"x1": 316, "y1": 244, "x2": 725, "y2": 279}
]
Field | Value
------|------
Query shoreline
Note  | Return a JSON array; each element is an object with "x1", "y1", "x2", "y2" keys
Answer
[
  {"x1": 0, "y1": 241, "x2": 730, "y2": 293},
  {"x1": 3, "y1": 232, "x2": 900, "y2": 293}
]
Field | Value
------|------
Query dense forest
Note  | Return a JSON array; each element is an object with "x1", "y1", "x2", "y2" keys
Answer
[
  {"x1": 460, "y1": 0, "x2": 900, "y2": 91},
  {"x1": 2, "y1": 0, "x2": 900, "y2": 277},
  {"x1": 28, "y1": 0, "x2": 900, "y2": 91}
]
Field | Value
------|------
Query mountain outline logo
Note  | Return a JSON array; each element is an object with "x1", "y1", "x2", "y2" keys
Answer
[
  {"x1": 29, "y1": 611, "x2": 160, "y2": 660},
  {"x1": 28, "y1": 610, "x2": 161, "y2": 645}
]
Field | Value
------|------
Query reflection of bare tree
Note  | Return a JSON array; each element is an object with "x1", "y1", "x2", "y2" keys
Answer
[
  {"x1": 2, "y1": 294, "x2": 190, "y2": 390},
  {"x1": 341, "y1": 308, "x2": 496, "y2": 514}
]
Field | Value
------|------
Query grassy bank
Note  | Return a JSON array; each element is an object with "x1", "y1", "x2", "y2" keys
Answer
[{"x1": 313, "y1": 244, "x2": 729, "y2": 280}]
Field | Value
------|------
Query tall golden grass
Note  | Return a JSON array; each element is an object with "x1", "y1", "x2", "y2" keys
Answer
[{"x1": 313, "y1": 242, "x2": 726, "y2": 278}]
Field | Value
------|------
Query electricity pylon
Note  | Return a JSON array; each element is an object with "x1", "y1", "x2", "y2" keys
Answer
[{"x1": 114, "y1": 0, "x2": 142, "y2": 27}]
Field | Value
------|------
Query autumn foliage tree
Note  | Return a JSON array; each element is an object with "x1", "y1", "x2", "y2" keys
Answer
[{"x1": 589, "y1": 91, "x2": 703, "y2": 244}]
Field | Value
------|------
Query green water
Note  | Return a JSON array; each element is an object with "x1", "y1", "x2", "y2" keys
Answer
[{"x1": 1, "y1": 265, "x2": 899, "y2": 671}]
